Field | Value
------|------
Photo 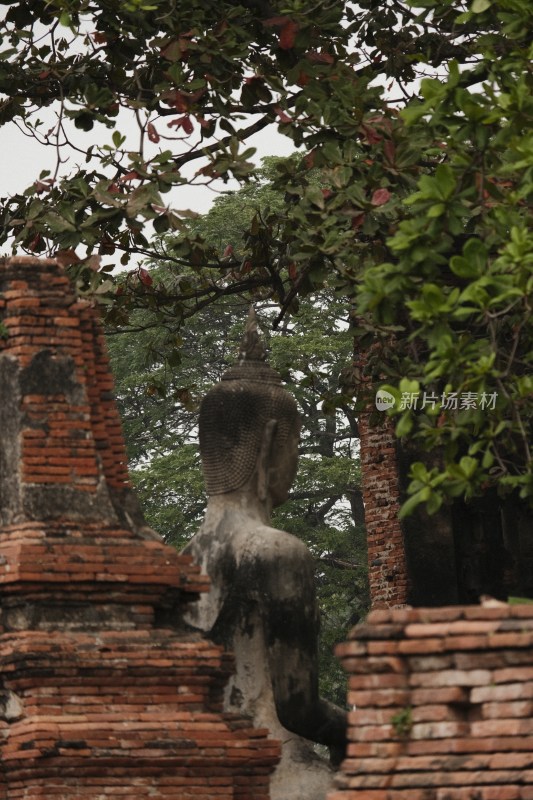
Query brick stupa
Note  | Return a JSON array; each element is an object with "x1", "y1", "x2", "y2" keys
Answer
[{"x1": 0, "y1": 256, "x2": 279, "y2": 799}]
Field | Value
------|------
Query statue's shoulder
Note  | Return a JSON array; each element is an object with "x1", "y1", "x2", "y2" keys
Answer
[
  {"x1": 183, "y1": 513, "x2": 313, "y2": 573},
  {"x1": 236, "y1": 523, "x2": 312, "y2": 566}
]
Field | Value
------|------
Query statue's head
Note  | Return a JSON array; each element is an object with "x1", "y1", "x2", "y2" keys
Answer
[{"x1": 199, "y1": 309, "x2": 300, "y2": 506}]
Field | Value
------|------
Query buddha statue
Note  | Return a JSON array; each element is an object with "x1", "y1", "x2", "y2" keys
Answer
[{"x1": 182, "y1": 309, "x2": 347, "y2": 800}]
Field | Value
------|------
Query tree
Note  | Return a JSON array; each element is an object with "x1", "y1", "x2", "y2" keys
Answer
[
  {"x1": 1, "y1": 0, "x2": 531, "y2": 510},
  {"x1": 356, "y1": 0, "x2": 533, "y2": 513},
  {"x1": 0, "y1": 0, "x2": 360, "y2": 268}
]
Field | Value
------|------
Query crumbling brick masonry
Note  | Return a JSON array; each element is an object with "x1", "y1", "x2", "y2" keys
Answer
[
  {"x1": 0, "y1": 256, "x2": 279, "y2": 800},
  {"x1": 330, "y1": 604, "x2": 533, "y2": 800}
]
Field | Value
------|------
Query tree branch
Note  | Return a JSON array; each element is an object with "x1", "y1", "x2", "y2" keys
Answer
[{"x1": 317, "y1": 555, "x2": 361, "y2": 570}]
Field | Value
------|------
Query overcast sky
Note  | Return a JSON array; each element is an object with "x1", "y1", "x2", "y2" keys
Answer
[{"x1": 0, "y1": 112, "x2": 298, "y2": 217}]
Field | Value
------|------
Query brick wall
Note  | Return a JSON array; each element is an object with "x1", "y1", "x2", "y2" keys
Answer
[
  {"x1": 358, "y1": 409, "x2": 409, "y2": 608},
  {"x1": 0, "y1": 256, "x2": 279, "y2": 799},
  {"x1": 330, "y1": 604, "x2": 533, "y2": 800}
]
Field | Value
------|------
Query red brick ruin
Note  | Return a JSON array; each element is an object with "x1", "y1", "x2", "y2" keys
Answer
[
  {"x1": 331, "y1": 604, "x2": 533, "y2": 800},
  {"x1": 0, "y1": 256, "x2": 279, "y2": 799},
  {"x1": 1, "y1": 255, "x2": 532, "y2": 800},
  {"x1": 330, "y1": 351, "x2": 533, "y2": 798},
  {"x1": 357, "y1": 412, "x2": 408, "y2": 608}
]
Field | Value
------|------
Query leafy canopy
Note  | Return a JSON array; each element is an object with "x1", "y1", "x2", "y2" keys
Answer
[
  {"x1": 0, "y1": 0, "x2": 531, "y2": 511},
  {"x1": 357, "y1": 0, "x2": 533, "y2": 512}
]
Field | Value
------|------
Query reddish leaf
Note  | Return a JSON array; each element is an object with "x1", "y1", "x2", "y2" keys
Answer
[
  {"x1": 195, "y1": 115, "x2": 211, "y2": 129},
  {"x1": 274, "y1": 106, "x2": 292, "y2": 124},
  {"x1": 279, "y1": 20, "x2": 299, "y2": 50},
  {"x1": 371, "y1": 188, "x2": 392, "y2": 207},
  {"x1": 166, "y1": 90, "x2": 189, "y2": 112},
  {"x1": 306, "y1": 51, "x2": 335, "y2": 64},
  {"x1": 190, "y1": 88, "x2": 207, "y2": 103},
  {"x1": 181, "y1": 116, "x2": 194, "y2": 135},
  {"x1": 288, "y1": 263, "x2": 298, "y2": 281},
  {"x1": 99, "y1": 235, "x2": 115, "y2": 255},
  {"x1": 223, "y1": 244, "x2": 234, "y2": 258},
  {"x1": 367, "y1": 114, "x2": 392, "y2": 133},
  {"x1": 34, "y1": 178, "x2": 54, "y2": 194},
  {"x1": 120, "y1": 171, "x2": 140, "y2": 182},
  {"x1": 197, "y1": 164, "x2": 221, "y2": 178},
  {"x1": 28, "y1": 233, "x2": 42, "y2": 251},
  {"x1": 304, "y1": 150, "x2": 316, "y2": 169},
  {"x1": 214, "y1": 20, "x2": 228, "y2": 35},
  {"x1": 321, "y1": 188, "x2": 333, "y2": 200},
  {"x1": 86, "y1": 255, "x2": 102, "y2": 271},
  {"x1": 241, "y1": 260, "x2": 252, "y2": 274},
  {"x1": 147, "y1": 123, "x2": 160, "y2": 143},
  {"x1": 38, "y1": 69, "x2": 51, "y2": 80},
  {"x1": 92, "y1": 31, "x2": 107, "y2": 44},
  {"x1": 168, "y1": 115, "x2": 194, "y2": 134},
  {"x1": 297, "y1": 71, "x2": 310, "y2": 87},
  {"x1": 138, "y1": 267, "x2": 153, "y2": 286},
  {"x1": 362, "y1": 124, "x2": 382, "y2": 145},
  {"x1": 55, "y1": 249, "x2": 80, "y2": 267},
  {"x1": 352, "y1": 213, "x2": 365, "y2": 230},
  {"x1": 161, "y1": 39, "x2": 188, "y2": 62}
]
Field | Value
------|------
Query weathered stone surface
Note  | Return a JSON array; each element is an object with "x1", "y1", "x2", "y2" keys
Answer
[
  {"x1": 0, "y1": 256, "x2": 279, "y2": 799},
  {"x1": 183, "y1": 308, "x2": 346, "y2": 800}
]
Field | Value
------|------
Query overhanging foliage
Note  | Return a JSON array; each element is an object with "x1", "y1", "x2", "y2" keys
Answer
[{"x1": 0, "y1": 0, "x2": 531, "y2": 510}]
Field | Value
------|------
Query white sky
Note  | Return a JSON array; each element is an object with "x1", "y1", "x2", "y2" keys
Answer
[
  {"x1": 0, "y1": 7, "x2": 300, "y2": 217},
  {"x1": 0, "y1": 114, "x2": 298, "y2": 216}
]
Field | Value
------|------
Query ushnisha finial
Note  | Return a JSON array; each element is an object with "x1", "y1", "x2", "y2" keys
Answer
[{"x1": 238, "y1": 306, "x2": 268, "y2": 363}]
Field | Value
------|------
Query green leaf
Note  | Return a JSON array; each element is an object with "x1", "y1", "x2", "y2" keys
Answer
[
  {"x1": 459, "y1": 456, "x2": 478, "y2": 478},
  {"x1": 396, "y1": 413, "x2": 413, "y2": 437},
  {"x1": 450, "y1": 256, "x2": 479, "y2": 279},
  {"x1": 399, "y1": 487, "x2": 430, "y2": 519},
  {"x1": 42, "y1": 212, "x2": 76, "y2": 233},
  {"x1": 306, "y1": 186, "x2": 326, "y2": 210},
  {"x1": 471, "y1": 0, "x2": 491, "y2": 12},
  {"x1": 427, "y1": 203, "x2": 445, "y2": 218},
  {"x1": 434, "y1": 164, "x2": 456, "y2": 200},
  {"x1": 112, "y1": 130, "x2": 126, "y2": 148},
  {"x1": 426, "y1": 493, "x2": 443, "y2": 515},
  {"x1": 410, "y1": 462, "x2": 430, "y2": 482}
]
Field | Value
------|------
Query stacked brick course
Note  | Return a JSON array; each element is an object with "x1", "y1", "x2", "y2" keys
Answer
[
  {"x1": 358, "y1": 410, "x2": 408, "y2": 608},
  {"x1": 330, "y1": 604, "x2": 533, "y2": 800},
  {"x1": 0, "y1": 256, "x2": 279, "y2": 799}
]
